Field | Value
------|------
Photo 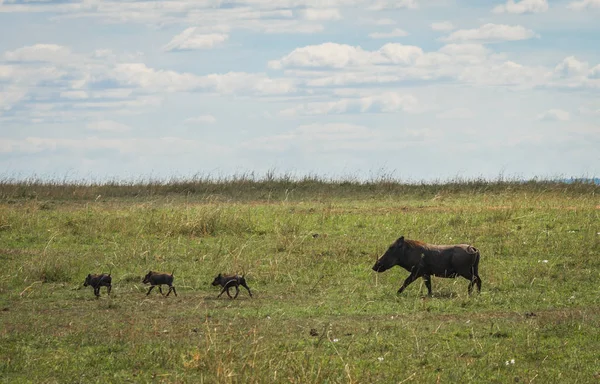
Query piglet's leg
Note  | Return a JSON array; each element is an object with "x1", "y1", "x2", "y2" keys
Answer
[{"x1": 241, "y1": 282, "x2": 253, "y2": 297}]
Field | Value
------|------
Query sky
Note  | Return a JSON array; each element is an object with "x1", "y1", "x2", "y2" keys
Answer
[{"x1": 0, "y1": 0, "x2": 599, "y2": 182}]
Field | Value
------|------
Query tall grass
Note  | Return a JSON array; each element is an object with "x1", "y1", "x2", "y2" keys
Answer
[{"x1": 0, "y1": 172, "x2": 597, "y2": 202}]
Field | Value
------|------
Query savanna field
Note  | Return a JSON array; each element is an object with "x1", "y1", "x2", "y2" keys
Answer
[{"x1": 0, "y1": 177, "x2": 598, "y2": 383}]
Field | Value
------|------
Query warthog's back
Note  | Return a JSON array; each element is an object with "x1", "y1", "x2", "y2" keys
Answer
[{"x1": 415, "y1": 243, "x2": 480, "y2": 277}]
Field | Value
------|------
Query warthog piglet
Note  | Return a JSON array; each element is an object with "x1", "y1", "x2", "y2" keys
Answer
[
  {"x1": 142, "y1": 270, "x2": 177, "y2": 297},
  {"x1": 83, "y1": 273, "x2": 112, "y2": 298},
  {"x1": 211, "y1": 273, "x2": 252, "y2": 299}
]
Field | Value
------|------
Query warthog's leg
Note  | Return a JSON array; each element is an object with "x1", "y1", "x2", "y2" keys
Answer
[
  {"x1": 107, "y1": 285, "x2": 111, "y2": 295},
  {"x1": 217, "y1": 287, "x2": 228, "y2": 298},
  {"x1": 233, "y1": 285, "x2": 240, "y2": 299},
  {"x1": 157, "y1": 285, "x2": 165, "y2": 295},
  {"x1": 397, "y1": 272, "x2": 418, "y2": 294},
  {"x1": 241, "y1": 281, "x2": 253, "y2": 297},
  {"x1": 423, "y1": 274, "x2": 433, "y2": 296},
  {"x1": 221, "y1": 280, "x2": 237, "y2": 299},
  {"x1": 465, "y1": 264, "x2": 482, "y2": 295},
  {"x1": 146, "y1": 285, "x2": 155, "y2": 295},
  {"x1": 468, "y1": 275, "x2": 482, "y2": 295},
  {"x1": 168, "y1": 285, "x2": 177, "y2": 297},
  {"x1": 94, "y1": 287, "x2": 100, "y2": 297}
]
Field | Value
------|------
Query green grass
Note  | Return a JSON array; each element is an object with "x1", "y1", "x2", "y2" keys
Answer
[{"x1": 0, "y1": 178, "x2": 599, "y2": 383}]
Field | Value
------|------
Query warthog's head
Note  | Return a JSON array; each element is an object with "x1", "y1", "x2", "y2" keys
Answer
[
  {"x1": 83, "y1": 274, "x2": 92, "y2": 287},
  {"x1": 211, "y1": 274, "x2": 223, "y2": 286},
  {"x1": 372, "y1": 236, "x2": 405, "y2": 272},
  {"x1": 142, "y1": 271, "x2": 154, "y2": 284}
]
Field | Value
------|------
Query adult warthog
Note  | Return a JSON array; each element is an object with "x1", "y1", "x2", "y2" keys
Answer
[{"x1": 372, "y1": 236, "x2": 482, "y2": 296}]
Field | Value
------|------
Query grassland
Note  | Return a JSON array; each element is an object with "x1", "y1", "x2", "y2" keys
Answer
[{"x1": 0, "y1": 177, "x2": 599, "y2": 383}]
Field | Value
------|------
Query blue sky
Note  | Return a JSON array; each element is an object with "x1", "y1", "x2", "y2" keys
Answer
[{"x1": 1, "y1": 0, "x2": 599, "y2": 181}]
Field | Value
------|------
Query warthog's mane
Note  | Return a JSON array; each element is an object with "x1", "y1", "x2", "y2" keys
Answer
[{"x1": 404, "y1": 239, "x2": 427, "y2": 249}]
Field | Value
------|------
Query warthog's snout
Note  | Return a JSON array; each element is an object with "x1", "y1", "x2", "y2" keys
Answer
[{"x1": 372, "y1": 260, "x2": 383, "y2": 272}]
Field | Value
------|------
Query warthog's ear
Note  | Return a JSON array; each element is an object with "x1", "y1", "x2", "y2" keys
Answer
[
  {"x1": 87, "y1": 274, "x2": 91, "y2": 278},
  {"x1": 397, "y1": 236, "x2": 404, "y2": 244}
]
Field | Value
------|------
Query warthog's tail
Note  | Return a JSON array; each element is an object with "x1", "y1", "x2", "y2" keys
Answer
[{"x1": 468, "y1": 246, "x2": 482, "y2": 293}]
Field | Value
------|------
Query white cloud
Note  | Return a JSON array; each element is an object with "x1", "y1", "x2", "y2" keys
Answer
[
  {"x1": 459, "y1": 60, "x2": 550, "y2": 88},
  {"x1": 0, "y1": 64, "x2": 66, "y2": 85},
  {"x1": 112, "y1": 63, "x2": 202, "y2": 92},
  {"x1": 184, "y1": 115, "x2": 217, "y2": 124},
  {"x1": 112, "y1": 63, "x2": 296, "y2": 95},
  {"x1": 241, "y1": 121, "x2": 433, "y2": 154},
  {"x1": 368, "y1": 0, "x2": 418, "y2": 10},
  {"x1": 579, "y1": 103, "x2": 600, "y2": 115},
  {"x1": 91, "y1": 89, "x2": 133, "y2": 99},
  {"x1": 163, "y1": 28, "x2": 228, "y2": 51},
  {"x1": 554, "y1": 56, "x2": 590, "y2": 78},
  {"x1": 269, "y1": 43, "x2": 371, "y2": 69},
  {"x1": 269, "y1": 42, "x2": 423, "y2": 69},
  {"x1": 241, "y1": 123, "x2": 379, "y2": 152},
  {"x1": 259, "y1": 21, "x2": 324, "y2": 34},
  {"x1": 0, "y1": 43, "x2": 300, "y2": 127},
  {"x1": 369, "y1": 28, "x2": 409, "y2": 39},
  {"x1": 3, "y1": 44, "x2": 74, "y2": 63},
  {"x1": 589, "y1": 65, "x2": 600, "y2": 79},
  {"x1": 567, "y1": 0, "x2": 600, "y2": 10},
  {"x1": 60, "y1": 90, "x2": 89, "y2": 99},
  {"x1": 2, "y1": 96, "x2": 163, "y2": 125},
  {"x1": 43, "y1": 4, "x2": 328, "y2": 35},
  {"x1": 0, "y1": 86, "x2": 28, "y2": 112},
  {"x1": 548, "y1": 57, "x2": 600, "y2": 89},
  {"x1": 204, "y1": 72, "x2": 296, "y2": 95},
  {"x1": 492, "y1": 0, "x2": 549, "y2": 14},
  {"x1": 270, "y1": 41, "x2": 558, "y2": 90},
  {"x1": 437, "y1": 107, "x2": 475, "y2": 119},
  {"x1": 441, "y1": 23, "x2": 537, "y2": 43},
  {"x1": 360, "y1": 17, "x2": 396, "y2": 26},
  {"x1": 431, "y1": 21, "x2": 455, "y2": 32},
  {"x1": 0, "y1": 136, "x2": 226, "y2": 156},
  {"x1": 537, "y1": 109, "x2": 570, "y2": 121},
  {"x1": 376, "y1": 44, "x2": 424, "y2": 64},
  {"x1": 298, "y1": 8, "x2": 342, "y2": 20},
  {"x1": 86, "y1": 120, "x2": 132, "y2": 132},
  {"x1": 280, "y1": 92, "x2": 419, "y2": 115},
  {"x1": 438, "y1": 43, "x2": 490, "y2": 58}
]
